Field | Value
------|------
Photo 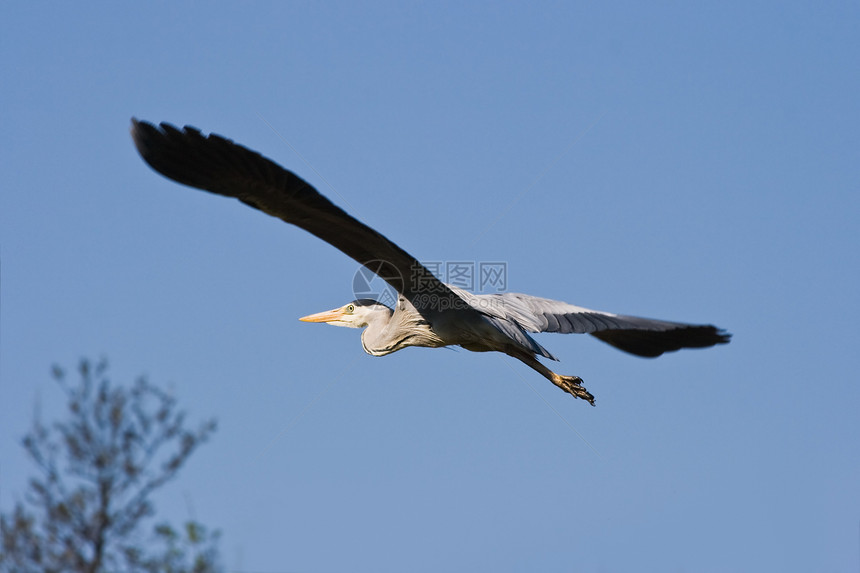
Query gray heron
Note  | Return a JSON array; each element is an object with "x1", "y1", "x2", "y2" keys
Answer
[{"x1": 131, "y1": 119, "x2": 730, "y2": 406}]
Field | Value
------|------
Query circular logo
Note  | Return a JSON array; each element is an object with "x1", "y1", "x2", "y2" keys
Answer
[{"x1": 352, "y1": 260, "x2": 401, "y2": 308}]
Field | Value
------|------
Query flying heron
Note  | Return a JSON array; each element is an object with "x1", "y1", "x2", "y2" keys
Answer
[{"x1": 131, "y1": 119, "x2": 730, "y2": 406}]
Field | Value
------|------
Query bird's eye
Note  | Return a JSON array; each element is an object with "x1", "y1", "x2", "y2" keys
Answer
[{"x1": 346, "y1": 304, "x2": 355, "y2": 313}]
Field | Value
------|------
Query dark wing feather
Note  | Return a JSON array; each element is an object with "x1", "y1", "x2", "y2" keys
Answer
[
  {"x1": 590, "y1": 323, "x2": 730, "y2": 357},
  {"x1": 483, "y1": 292, "x2": 730, "y2": 358},
  {"x1": 130, "y1": 119, "x2": 464, "y2": 312}
]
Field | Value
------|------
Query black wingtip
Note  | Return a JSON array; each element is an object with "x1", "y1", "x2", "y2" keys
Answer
[
  {"x1": 130, "y1": 118, "x2": 196, "y2": 152},
  {"x1": 129, "y1": 118, "x2": 166, "y2": 166},
  {"x1": 129, "y1": 119, "x2": 222, "y2": 192},
  {"x1": 708, "y1": 327, "x2": 732, "y2": 347},
  {"x1": 129, "y1": 117, "x2": 142, "y2": 146},
  {"x1": 591, "y1": 324, "x2": 732, "y2": 358}
]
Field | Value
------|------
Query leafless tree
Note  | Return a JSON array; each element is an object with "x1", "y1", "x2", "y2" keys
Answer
[{"x1": 0, "y1": 359, "x2": 221, "y2": 573}]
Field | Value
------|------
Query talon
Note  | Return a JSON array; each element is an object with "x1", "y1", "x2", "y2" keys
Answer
[
  {"x1": 508, "y1": 350, "x2": 597, "y2": 406},
  {"x1": 551, "y1": 373, "x2": 595, "y2": 405}
]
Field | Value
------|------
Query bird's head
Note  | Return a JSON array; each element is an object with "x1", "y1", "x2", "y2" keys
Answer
[{"x1": 299, "y1": 299, "x2": 392, "y2": 329}]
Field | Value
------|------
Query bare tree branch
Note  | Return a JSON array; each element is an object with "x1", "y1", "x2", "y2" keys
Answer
[{"x1": 0, "y1": 358, "x2": 223, "y2": 573}]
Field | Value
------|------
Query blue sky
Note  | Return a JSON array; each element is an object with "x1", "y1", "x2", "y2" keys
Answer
[{"x1": 2, "y1": 2, "x2": 858, "y2": 571}]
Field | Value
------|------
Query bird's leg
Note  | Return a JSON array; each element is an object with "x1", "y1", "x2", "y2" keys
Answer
[{"x1": 509, "y1": 351, "x2": 595, "y2": 406}]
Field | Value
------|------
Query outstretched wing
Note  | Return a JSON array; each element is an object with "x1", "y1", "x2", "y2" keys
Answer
[
  {"x1": 478, "y1": 292, "x2": 731, "y2": 358},
  {"x1": 130, "y1": 119, "x2": 464, "y2": 313}
]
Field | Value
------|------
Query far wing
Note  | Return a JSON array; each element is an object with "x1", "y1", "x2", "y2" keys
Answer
[
  {"x1": 480, "y1": 292, "x2": 731, "y2": 358},
  {"x1": 131, "y1": 120, "x2": 466, "y2": 314}
]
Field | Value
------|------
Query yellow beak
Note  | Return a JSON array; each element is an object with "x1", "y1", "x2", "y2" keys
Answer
[{"x1": 299, "y1": 308, "x2": 345, "y2": 323}]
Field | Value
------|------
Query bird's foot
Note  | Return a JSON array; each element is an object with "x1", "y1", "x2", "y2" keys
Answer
[{"x1": 552, "y1": 374, "x2": 595, "y2": 406}]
